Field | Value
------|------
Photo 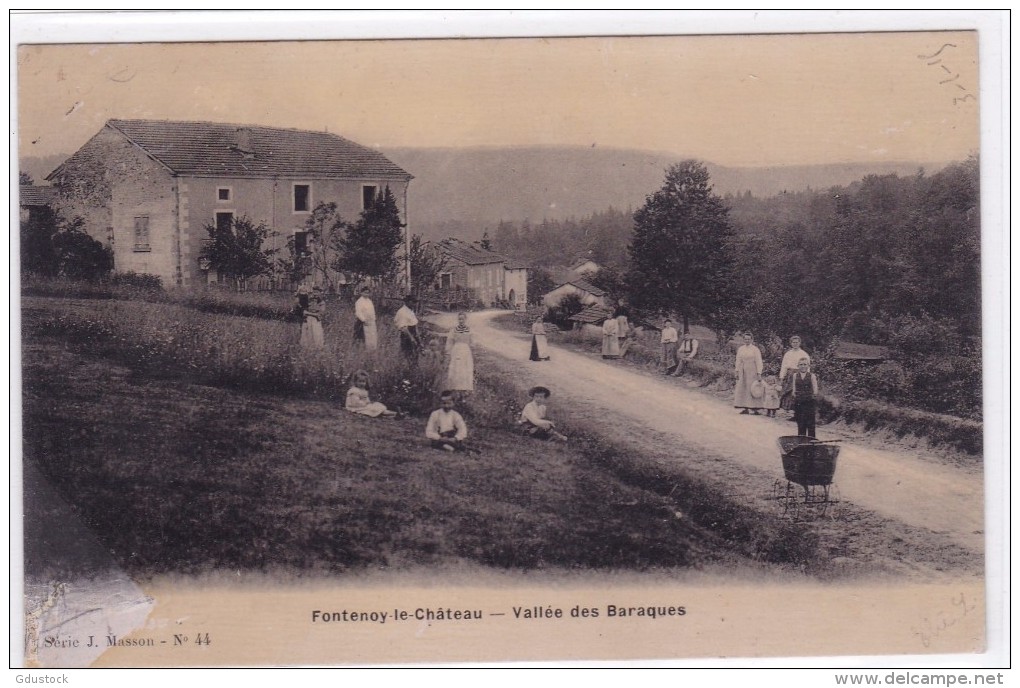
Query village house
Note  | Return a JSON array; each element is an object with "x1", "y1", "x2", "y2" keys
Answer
[
  {"x1": 18, "y1": 185, "x2": 57, "y2": 224},
  {"x1": 568, "y1": 257, "x2": 600, "y2": 277},
  {"x1": 542, "y1": 278, "x2": 608, "y2": 309},
  {"x1": 45, "y1": 119, "x2": 413, "y2": 287},
  {"x1": 432, "y1": 238, "x2": 528, "y2": 309}
]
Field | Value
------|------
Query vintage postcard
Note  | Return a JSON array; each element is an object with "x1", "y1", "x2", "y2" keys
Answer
[{"x1": 11, "y1": 11, "x2": 1006, "y2": 670}]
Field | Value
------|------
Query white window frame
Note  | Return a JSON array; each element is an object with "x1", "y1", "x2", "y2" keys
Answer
[
  {"x1": 216, "y1": 186, "x2": 232, "y2": 202},
  {"x1": 293, "y1": 182, "x2": 312, "y2": 214}
]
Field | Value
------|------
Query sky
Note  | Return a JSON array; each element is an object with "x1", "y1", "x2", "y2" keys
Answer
[{"x1": 15, "y1": 21, "x2": 981, "y2": 169}]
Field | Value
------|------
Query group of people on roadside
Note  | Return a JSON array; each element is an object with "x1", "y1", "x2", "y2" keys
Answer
[
  {"x1": 600, "y1": 308, "x2": 634, "y2": 359},
  {"x1": 734, "y1": 333, "x2": 818, "y2": 437},
  {"x1": 295, "y1": 286, "x2": 567, "y2": 453}
]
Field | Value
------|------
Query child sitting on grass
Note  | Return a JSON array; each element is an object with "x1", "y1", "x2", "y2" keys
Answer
[
  {"x1": 345, "y1": 370, "x2": 398, "y2": 418},
  {"x1": 518, "y1": 386, "x2": 568, "y2": 442},
  {"x1": 425, "y1": 390, "x2": 469, "y2": 452},
  {"x1": 763, "y1": 373, "x2": 781, "y2": 418}
]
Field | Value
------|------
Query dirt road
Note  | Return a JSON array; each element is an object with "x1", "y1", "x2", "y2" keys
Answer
[{"x1": 437, "y1": 311, "x2": 985, "y2": 554}]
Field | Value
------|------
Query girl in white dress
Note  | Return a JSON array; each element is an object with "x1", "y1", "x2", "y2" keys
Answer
[
  {"x1": 345, "y1": 370, "x2": 397, "y2": 418},
  {"x1": 530, "y1": 316, "x2": 550, "y2": 361},
  {"x1": 446, "y1": 312, "x2": 474, "y2": 393}
]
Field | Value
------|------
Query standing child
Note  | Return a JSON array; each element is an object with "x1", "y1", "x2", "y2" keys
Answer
[
  {"x1": 791, "y1": 358, "x2": 819, "y2": 437},
  {"x1": 518, "y1": 386, "x2": 568, "y2": 442},
  {"x1": 425, "y1": 390, "x2": 469, "y2": 452},
  {"x1": 763, "y1": 374, "x2": 781, "y2": 417}
]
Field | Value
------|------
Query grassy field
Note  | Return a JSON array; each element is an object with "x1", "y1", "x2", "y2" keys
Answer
[{"x1": 21, "y1": 294, "x2": 977, "y2": 582}]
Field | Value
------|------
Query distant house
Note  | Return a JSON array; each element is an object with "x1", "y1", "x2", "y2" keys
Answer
[
  {"x1": 433, "y1": 238, "x2": 528, "y2": 309},
  {"x1": 45, "y1": 118, "x2": 413, "y2": 287},
  {"x1": 569, "y1": 257, "x2": 600, "y2": 277},
  {"x1": 542, "y1": 278, "x2": 608, "y2": 309},
  {"x1": 18, "y1": 185, "x2": 56, "y2": 223}
]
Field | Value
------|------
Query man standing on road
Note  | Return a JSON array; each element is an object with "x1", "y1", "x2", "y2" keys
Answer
[
  {"x1": 354, "y1": 286, "x2": 378, "y2": 350},
  {"x1": 779, "y1": 335, "x2": 810, "y2": 415}
]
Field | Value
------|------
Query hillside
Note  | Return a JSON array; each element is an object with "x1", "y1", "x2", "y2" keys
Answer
[{"x1": 381, "y1": 146, "x2": 941, "y2": 240}]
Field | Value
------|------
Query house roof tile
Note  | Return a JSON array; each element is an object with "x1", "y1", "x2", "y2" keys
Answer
[
  {"x1": 59, "y1": 119, "x2": 413, "y2": 180},
  {"x1": 435, "y1": 238, "x2": 506, "y2": 266},
  {"x1": 569, "y1": 304, "x2": 614, "y2": 324},
  {"x1": 559, "y1": 278, "x2": 606, "y2": 297},
  {"x1": 19, "y1": 185, "x2": 57, "y2": 206}
]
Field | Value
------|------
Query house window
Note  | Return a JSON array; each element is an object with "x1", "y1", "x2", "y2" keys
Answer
[
  {"x1": 293, "y1": 184, "x2": 311, "y2": 213},
  {"x1": 293, "y1": 230, "x2": 309, "y2": 256},
  {"x1": 440, "y1": 273, "x2": 452, "y2": 289},
  {"x1": 217, "y1": 187, "x2": 232, "y2": 202},
  {"x1": 133, "y1": 216, "x2": 150, "y2": 251},
  {"x1": 361, "y1": 185, "x2": 377, "y2": 210},
  {"x1": 215, "y1": 211, "x2": 234, "y2": 233}
]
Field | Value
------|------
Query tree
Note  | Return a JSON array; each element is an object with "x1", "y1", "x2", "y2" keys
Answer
[
  {"x1": 296, "y1": 202, "x2": 350, "y2": 290},
  {"x1": 527, "y1": 267, "x2": 556, "y2": 305},
  {"x1": 408, "y1": 234, "x2": 447, "y2": 300},
  {"x1": 52, "y1": 228, "x2": 113, "y2": 280},
  {"x1": 20, "y1": 206, "x2": 112, "y2": 280},
  {"x1": 627, "y1": 160, "x2": 737, "y2": 332},
  {"x1": 199, "y1": 215, "x2": 276, "y2": 290},
  {"x1": 341, "y1": 186, "x2": 405, "y2": 282},
  {"x1": 19, "y1": 172, "x2": 34, "y2": 185},
  {"x1": 21, "y1": 205, "x2": 62, "y2": 276}
]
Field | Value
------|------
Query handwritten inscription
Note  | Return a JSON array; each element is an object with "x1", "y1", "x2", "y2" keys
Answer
[
  {"x1": 918, "y1": 43, "x2": 976, "y2": 106},
  {"x1": 912, "y1": 592, "x2": 977, "y2": 648}
]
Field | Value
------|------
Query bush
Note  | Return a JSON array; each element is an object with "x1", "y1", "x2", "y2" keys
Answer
[
  {"x1": 111, "y1": 272, "x2": 164, "y2": 292},
  {"x1": 52, "y1": 229, "x2": 113, "y2": 281}
]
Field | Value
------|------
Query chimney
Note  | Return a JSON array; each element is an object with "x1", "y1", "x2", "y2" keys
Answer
[{"x1": 232, "y1": 127, "x2": 255, "y2": 156}]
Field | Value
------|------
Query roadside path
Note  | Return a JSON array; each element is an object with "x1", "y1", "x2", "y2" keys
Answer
[{"x1": 436, "y1": 311, "x2": 984, "y2": 553}]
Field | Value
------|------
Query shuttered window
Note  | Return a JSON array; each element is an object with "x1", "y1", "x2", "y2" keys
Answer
[{"x1": 133, "y1": 216, "x2": 150, "y2": 251}]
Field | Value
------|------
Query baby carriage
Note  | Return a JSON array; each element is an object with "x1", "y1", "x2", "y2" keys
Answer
[{"x1": 772, "y1": 435, "x2": 841, "y2": 516}]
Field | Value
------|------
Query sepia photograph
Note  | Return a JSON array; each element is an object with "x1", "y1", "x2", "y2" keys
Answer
[{"x1": 11, "y1": 10, "x2": 1007, "y2": 672}]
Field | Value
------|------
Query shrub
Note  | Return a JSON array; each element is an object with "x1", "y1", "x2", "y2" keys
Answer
[{"x1": 111, "y1": 272, "x2": 164, "y2": 292}]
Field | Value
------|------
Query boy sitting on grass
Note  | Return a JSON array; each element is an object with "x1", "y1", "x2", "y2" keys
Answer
[
  {"x1": 425, "y1": 390, "x2": 469, "y2": 452},
  {"x1": 518, "y1": 386, "x2": 569, "y2": 442}
]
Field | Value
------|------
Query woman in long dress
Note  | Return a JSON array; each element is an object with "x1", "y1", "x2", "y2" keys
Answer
[
  {"x1": 299, "y1": 288, "x2": 325, "y2": 349},
  {"x1": 529, "y1": 316, "x2": 550, "y2": 361},
  {"x1": 601, "y1": 316, "x2": 620, "y2": 359},
  {"x1": 733, "y1": 331, "x2": 765, "y2": 414},
  {"x1": 446, "y1": 312, "x2": 474, "y2": 393}
]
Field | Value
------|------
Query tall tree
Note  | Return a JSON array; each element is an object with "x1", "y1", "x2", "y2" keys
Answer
[
  {"x1": 199, "y1": 215, "x2": 276, "y2": 291},
  {"x1": 627, "y1": 160, "x2": 737, "y2": 332},
  {"x1": 341, "y1": 186, "x2": 405, "y2": 282},
  {"x1": 408, "y1": 233, "x2": 447, "y2": 300},
  {"x1": 301, "y1": 202, "x2": 350, "y2": 290}
]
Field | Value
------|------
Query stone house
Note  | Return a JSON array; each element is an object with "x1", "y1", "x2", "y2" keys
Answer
[
  {"x1": 45, "y1": 119, "x2": 412, "y2": 287},
  {"x1": 432, "y1": 238, "x2": 528, "y2": 309},
  {"x1": 542, "y1": 278, "x2": 608, "y2": 309}
]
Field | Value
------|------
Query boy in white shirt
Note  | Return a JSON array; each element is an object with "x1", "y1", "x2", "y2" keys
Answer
[
  {"x1": 425, "y1": 390, "x2": 469, "y2": 452},
  {"x1": 519, "y1": 386, "x2": 568, "y2": 442}
]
